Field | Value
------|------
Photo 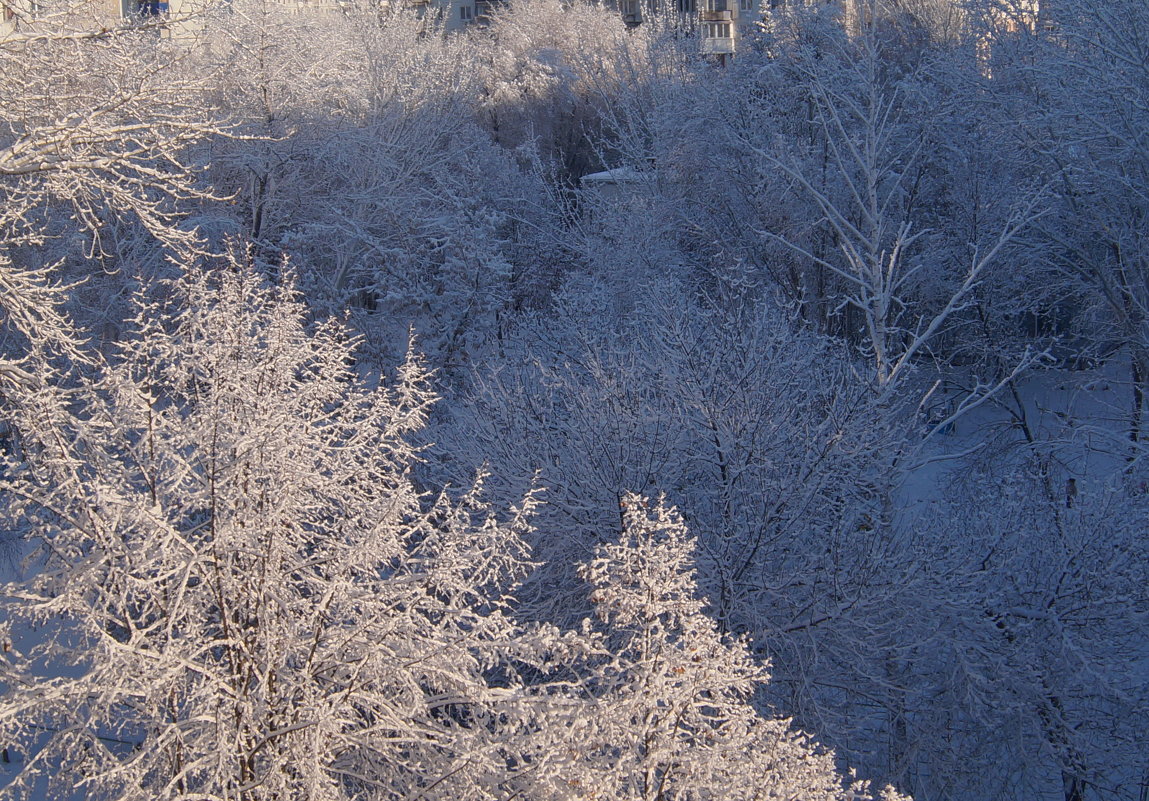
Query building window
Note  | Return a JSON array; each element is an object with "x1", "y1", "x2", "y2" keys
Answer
[
  {"x1": 703, "y1": 20, "x2": 730, "y2": 37},
  {"x1": 676, "y1": 0, "x2": 694, "y2": 14},
  {"x1": 704, "y1": 0, "x2": 728, "y2": 11},
  {"x1": 135, "y1": 0, "x2": 167, "y2": 15},
  {"x1": 459, "y1": 3, "x2": 472, "y2": 19},
  {"x1": 739, "y1": 0, "x2": 753, "y2": 11}
]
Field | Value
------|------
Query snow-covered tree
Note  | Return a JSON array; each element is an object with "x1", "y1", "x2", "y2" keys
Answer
[
  {"x1": 0, "y1": 255, "x2": 538, "y2": 800},
  {"x1": 736, "y1": 8, "x2": 1037, "y2": 388},
  {"x1": 1017, "y1": 0, "x2": 1149, "y2": 447},
  {"x1": 0, "y1": 5, "x2": 218, "y2": 253},
  {"x1": 536, "y1": 494, "x2": 906, "y2": 801},
  {"x1": 0, "y1": 0, "x2": 226, "y2": 372}
]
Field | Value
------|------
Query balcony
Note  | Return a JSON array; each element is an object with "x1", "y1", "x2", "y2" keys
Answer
[
  {"x1": 700, "y1": 35, "x2": 735, "y2": 54},
  {"x1": 700, "y1": 18, "x2": 733, "y2": 53},
  {"x1": 699, "y1": 8, "x2": 731, "y2": 20}
]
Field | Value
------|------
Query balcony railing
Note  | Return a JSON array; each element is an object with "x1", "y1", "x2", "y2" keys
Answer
[{"x1": 700, "y1": 35, "x2": 734, "y2": 54}]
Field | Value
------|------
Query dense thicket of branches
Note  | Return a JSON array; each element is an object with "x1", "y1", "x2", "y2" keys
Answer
[{"x1": 1, "y1": 0, "x2": 1146, "y2": 799}]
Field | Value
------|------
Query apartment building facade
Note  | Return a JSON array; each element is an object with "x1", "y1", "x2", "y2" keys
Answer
[{"x1": 0, "y1": 0, "x2": 193, "y2": 35}]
